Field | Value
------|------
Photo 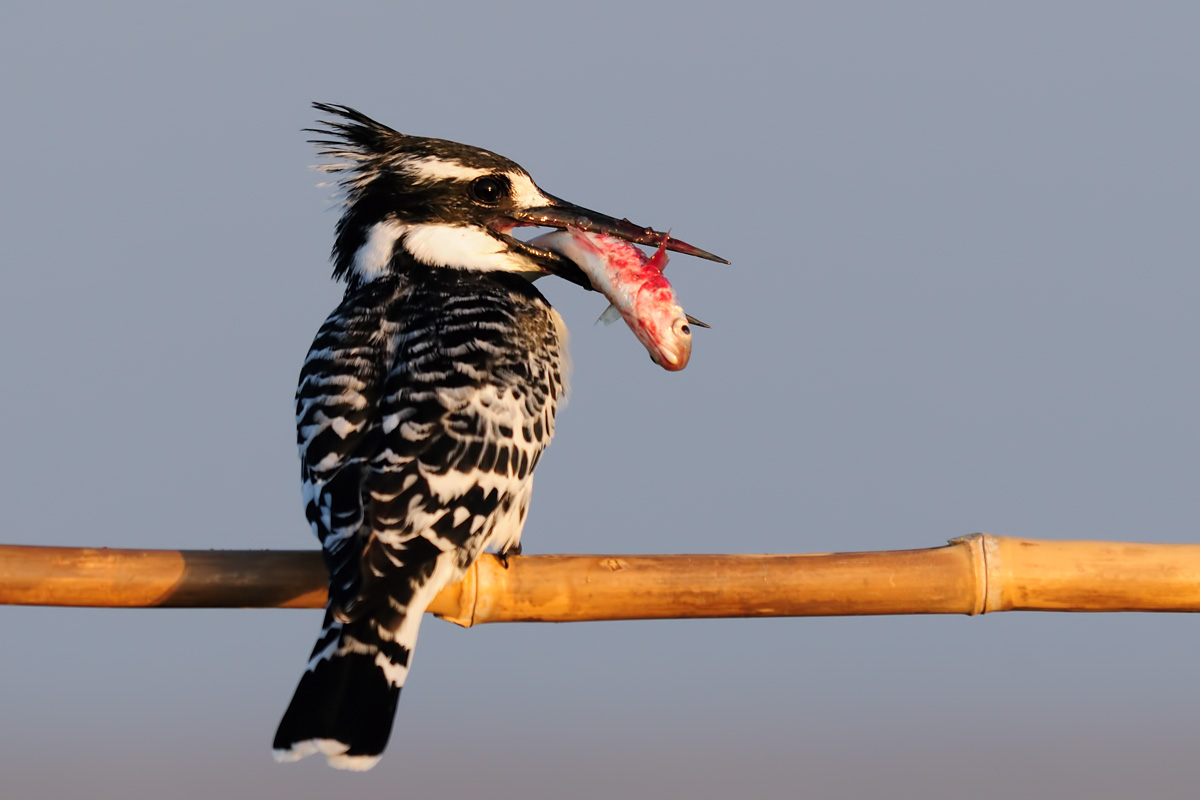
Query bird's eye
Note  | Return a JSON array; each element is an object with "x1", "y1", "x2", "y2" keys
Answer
[{"x1": 469, "y1": 176, "x2": 509, "y2": 205}]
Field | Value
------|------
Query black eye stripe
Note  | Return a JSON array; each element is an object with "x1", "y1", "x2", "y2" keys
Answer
[{"x1": 469, "y1": 175, "x2": 510, "y2": 205}]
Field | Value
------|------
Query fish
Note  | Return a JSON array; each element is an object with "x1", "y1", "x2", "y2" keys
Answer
[{"x1": 529, "y1": 227, "x2": 703, "y2": 371}]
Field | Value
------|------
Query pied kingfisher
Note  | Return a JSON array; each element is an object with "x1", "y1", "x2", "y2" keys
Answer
[{"x1": 273, "y1": 103, "x2": 724, "y2": 770}]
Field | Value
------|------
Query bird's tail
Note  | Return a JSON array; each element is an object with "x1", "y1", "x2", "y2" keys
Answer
[{"x1": 272, "y1": 606, "x2": 422, "y2": 771}]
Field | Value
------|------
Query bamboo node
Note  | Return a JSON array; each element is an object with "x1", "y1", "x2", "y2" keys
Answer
[{"x1": 947, "y1": 533, "x2": 989, "y2": 616}]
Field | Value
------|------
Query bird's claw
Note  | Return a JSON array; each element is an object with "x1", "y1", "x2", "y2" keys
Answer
[{"x1": 497, "y1": 543, "x2": 523, "y2": 569}]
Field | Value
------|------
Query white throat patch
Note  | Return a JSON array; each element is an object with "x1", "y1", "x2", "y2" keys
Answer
[
  {"x1": 352, "y1": 220, "x2": 409, "y2": 282},
  {"x1": 401, "y1": 224, "x2": 542, "y2": 273}
]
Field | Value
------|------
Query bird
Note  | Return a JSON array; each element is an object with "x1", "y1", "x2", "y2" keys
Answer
[{"x1": 273, "y1": 103, "x2": 725, "y2": 770}]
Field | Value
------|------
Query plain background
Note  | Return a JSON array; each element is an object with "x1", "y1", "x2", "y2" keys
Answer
[{"x1": 2, "y1": 2, "x2": 1198, "y2": 798}]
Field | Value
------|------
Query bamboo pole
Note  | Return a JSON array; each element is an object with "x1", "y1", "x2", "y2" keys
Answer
[{"x1": 2, "y1": 536, "x2": 1199, "y2": 626}]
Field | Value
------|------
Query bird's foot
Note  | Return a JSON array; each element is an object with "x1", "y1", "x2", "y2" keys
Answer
[{"x1": 497, "y1": 543, "x2": 522, "y2": 569}]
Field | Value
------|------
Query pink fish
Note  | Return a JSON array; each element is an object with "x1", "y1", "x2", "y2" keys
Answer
[{"x1": 530, "y1": 227, "x2": 704, "y2": 371}]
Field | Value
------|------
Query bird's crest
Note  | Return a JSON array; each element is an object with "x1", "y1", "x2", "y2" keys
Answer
[
  {"x1": 307, "y1": 102, "x2": 414, "y2": 196},
  {"x1": 307, "y1": 102, "x2": 521, "y2": 201}
]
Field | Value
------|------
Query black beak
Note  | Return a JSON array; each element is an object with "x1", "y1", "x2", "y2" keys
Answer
[{"x1": 506, "y1": 194, "x2": 729, "y2": 265}]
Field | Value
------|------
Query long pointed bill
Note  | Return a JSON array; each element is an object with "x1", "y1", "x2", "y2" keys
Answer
[{"x1": 508, "y1": 198, "x2": 729, "y2": 264}]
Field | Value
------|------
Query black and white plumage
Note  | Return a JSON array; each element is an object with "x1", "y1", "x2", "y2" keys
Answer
[{"x1": 274, "y1": 104, "x2": 723, "y2": 770}]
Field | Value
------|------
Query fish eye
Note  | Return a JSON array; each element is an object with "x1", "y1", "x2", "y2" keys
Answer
[
  {"x1": 469, "y1": 175, "x2": 509, "y2": 205},
  {"x1": 673, "y1": 319, "x2": 692, "y2": 337}
]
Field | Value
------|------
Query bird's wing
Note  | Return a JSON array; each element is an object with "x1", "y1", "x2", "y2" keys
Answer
[
  {"x1": 295, "y1": 281, "x2": 394, "y2": 616},
  {"x1": 347, "y1": 285, "x2": 561, "y2": 625}
]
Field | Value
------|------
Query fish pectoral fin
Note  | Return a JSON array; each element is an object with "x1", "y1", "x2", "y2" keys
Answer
[
  {"x1": 596, "y1": 304, "x2": 622, "y2": 326},
  {"x1": 685, "y1": 313, "x2": 711, "y2": 329}
]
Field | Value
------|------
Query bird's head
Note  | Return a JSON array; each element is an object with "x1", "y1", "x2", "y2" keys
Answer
[{"x1": 309, "y1": 103, "x2": 726, "y2": 288}]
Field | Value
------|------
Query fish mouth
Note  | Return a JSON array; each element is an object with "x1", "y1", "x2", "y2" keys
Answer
[
  {"x1": 652, "y1": 338, "x2": 691, "y2": 372},
  {"x1": 491, "y1": 195, "x2": 728, "y2": 288}
]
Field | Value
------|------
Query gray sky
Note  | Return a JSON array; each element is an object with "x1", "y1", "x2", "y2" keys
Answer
[{"x1": 2, "y1": 2, "x2": 1198, "y2": 798}]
